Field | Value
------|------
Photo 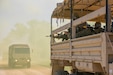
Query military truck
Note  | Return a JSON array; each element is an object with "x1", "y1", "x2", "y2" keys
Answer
[
  {"x1": 8, "y1": 44, "x2": 31, "y2": 68},
  {"x1": 50, "y1": 0, "x2": 113, "y2": 75}
]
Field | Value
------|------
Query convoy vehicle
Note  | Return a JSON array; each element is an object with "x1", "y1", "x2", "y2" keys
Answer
[
  {"x1": 8, "y1": 44, "x2": 31, "y2": 68},
  {"x1": 50, "y1": 0, "x2": 113, "y2": 75}
]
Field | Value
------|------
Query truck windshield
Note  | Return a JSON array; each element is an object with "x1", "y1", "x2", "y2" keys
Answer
[{"x1": 14, "y1": 48, "x2": 30, "y2": 54}]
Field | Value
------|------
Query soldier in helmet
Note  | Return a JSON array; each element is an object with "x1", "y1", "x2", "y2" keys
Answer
[
  {"x1": 54, "y1": 31, "x2": 69, "y2": 41},
  {"x1": 62, "y1": 31, "x2": 69, "y2": 41},
  {"x1": 76, "y1": 22, "x2": 95, "y2": 38},
  {"x1": 111, "y1": 22, "x2": 113, "y2": 32},
  {"x1": 76, "y1": 22, "x2": 87, "y2": 37},
  {"x1": 94, "y1": 22, "x2": 104, "y2": 34}
]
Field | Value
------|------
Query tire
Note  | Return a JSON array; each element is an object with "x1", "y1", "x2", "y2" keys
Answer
[
  {"x1": 8, "y1": 59, "x2": 14, "y2": 68},
  {"x1": 94, "y1": 72, "x2": 102, "y2": 75},
  {"x1": 11, "y1": 63, "x2": 15, "y2": 68},
  {"x1": 54, "y1": 70, "x2": 69, "y2": 75},
  {"x1": 27, "y1": 62, "x2": 31, "y2": 68},
  {"x1": 8, "y1": 60, "x2": 11, "y2": 68}
]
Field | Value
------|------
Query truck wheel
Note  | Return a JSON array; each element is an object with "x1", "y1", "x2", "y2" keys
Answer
[
  {"x1": 8, "y1": 61, "x2": 11, "y2": 68},
  {"x1": 11, "y1": 64, "x2": 15, "y2": 68},
  {"x1": 27, "y1": 63, "x2": 31, "y2": 68},
  {"x1": 54, "y1": 70, "x2": 69, "y2": 75},
  {"x1": 94, "y1": 72, "x2": 102, "y2": 75},
  {"x1": 8, "y1": 60, "x2": 14, "y2": 68}
]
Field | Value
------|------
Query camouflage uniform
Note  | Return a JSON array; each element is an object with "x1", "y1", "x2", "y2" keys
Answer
[
  {"x1": 62, "y1": 32, "x2": 69, "y2": 41},
  {"x1": 76, "y1": 22, "x2": 94, "y2": 37},
  {"x1": 54, "y1": 32, "x2": 69, "y2": 41},
  {"x1": 94, "y1": 22, "x2": 104, "y2": 34}
]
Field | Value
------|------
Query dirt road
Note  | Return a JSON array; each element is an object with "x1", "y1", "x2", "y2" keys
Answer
[{"x1": 0, "y1": 63, "x2": 51, "y2": 75}]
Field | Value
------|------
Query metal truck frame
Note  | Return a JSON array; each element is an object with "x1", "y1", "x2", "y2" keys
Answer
[
  {"x1": 50, "y1": 0, "x2": 113, "y2": 75},
  {"x1": 8, "y1": 44, "x2": 31, "y2": 68}
]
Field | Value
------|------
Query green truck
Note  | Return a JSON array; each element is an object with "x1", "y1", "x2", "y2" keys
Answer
[{"x1": 8, "y1": 44, "x2": 31, "y2": 68}]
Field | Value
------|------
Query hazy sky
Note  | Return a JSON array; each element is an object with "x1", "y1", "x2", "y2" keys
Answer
[
  {"x1": 0, "y1": 0, "x2": 64, "y2": 63},
  {"x1": 0, "y1": 0, "x2": 63, "y2": 40}
]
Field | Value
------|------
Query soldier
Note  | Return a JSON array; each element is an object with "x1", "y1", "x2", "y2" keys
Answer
[
  {"x1": 111, "y1": 22, "x2": 113, "y2": 32},
  {"x1": 76, "y1": 22, "x2": 87, "y2": 37},
  {"x1": 76, "y1": 22, "x2": 95, "y2": 38},
  {"x1": 77, "y1": 22, "x2": 88, "y2": 37},
  {"x1": 94, "y1": 22, "x2": 104, "y2": 34},
  {"x1": 87, "y1": 24, "x2": 95, "y2": 35},
  {"x1": 62, "y1": 31, "x2": 69, "y2": 41},
  {"x1": 54, "y1": 31, "x2": 69, "y2": 41}
]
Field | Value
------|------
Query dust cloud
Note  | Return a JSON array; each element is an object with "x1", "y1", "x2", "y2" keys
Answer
[{"x1": 0, "y1": 20, "x2": 50, "y2": 66}]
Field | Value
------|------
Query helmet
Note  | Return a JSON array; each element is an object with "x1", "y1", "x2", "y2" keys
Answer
[
  {"x1": 83, "y1": 25, "x2": 87, "y2": 28},
  {"x1": 95, "y1": 22, "x2": 101, "y2": 28}
]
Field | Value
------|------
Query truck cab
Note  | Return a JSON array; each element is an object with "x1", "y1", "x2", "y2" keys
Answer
[{"x1": 8, "y1": 44, "x2": 31, "y2": 68}]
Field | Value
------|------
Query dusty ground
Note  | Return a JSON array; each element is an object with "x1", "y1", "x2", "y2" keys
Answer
[{"x1": 0, "y1": 62, "x2": 51, "y2": 75}]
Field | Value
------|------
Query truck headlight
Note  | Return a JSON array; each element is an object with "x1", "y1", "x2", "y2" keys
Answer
[
  {"x1": 27, "y1": 59, "x2": 30, "y2": 62},
  {"x1": 15, "y1": 59, "x2": 18, "y2": 62}
]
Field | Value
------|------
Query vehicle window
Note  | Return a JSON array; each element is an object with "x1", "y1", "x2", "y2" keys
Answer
[{"x1": 14, "y1": 48, "x2": 30, "y2": 54}]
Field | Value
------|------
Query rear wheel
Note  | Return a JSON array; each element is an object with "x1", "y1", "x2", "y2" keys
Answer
[
  {"x1": 8, "y1": 60, "x2": 11, "y2": 68},
  {"x1": 54, "y1": 70, "x2": 69, "y2": 75},
  {"x1": 27, "y1": 62, "x2": 31, "y2": 68},
  {"x1": 94, "y1": 72, "x2": 103, "y2": 75},
  {"x1": 11, "y1": 62, "x2": 15, "y2": 68}
]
